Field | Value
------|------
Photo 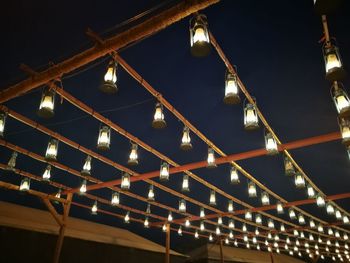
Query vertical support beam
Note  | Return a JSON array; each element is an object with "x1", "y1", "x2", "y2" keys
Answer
[
  {"x1": 219, "y1": 238, "x2": 224, "y2": 263},
  {"x1": 165, "y1": 224, "x2": 170, "y2": 263},
  {"x1": 53, "y1": 193, "x2": 73, "y2": 263},
  {"x1": 270, "y1": 252, "x2": 274, "y2": 263}
]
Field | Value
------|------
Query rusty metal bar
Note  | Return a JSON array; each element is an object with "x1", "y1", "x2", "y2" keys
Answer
[{"x1": 0, "y1": 0, "x2": 219, "y2": 103}]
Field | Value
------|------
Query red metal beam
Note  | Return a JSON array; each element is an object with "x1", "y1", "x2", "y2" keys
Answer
[{"x1": 66, "y1": 131, "x2": 341, "y2": 194}]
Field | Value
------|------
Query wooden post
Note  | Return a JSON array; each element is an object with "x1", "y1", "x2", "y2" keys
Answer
[
  {"x1": 219, "y1": 238, "x2": 224, "y2": 263},
  {"x1": 165, "y1": 224, "x2": 170, "y2": 263},
  {"x1": 53, "y1": 193, "x2": 72, "y2": 263},
  {"x1": 270, "y1": 252, "x2": 274, "y2": 263}
]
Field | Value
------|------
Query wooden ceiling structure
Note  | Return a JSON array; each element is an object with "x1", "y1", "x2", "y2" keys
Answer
[{"x1": 0, "y1": 1, "x2": 349, "y2": 263}]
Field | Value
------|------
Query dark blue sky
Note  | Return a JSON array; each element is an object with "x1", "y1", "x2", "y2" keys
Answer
[{"x1": 0, "y1": 0, "x2": 350, "y2": 259}]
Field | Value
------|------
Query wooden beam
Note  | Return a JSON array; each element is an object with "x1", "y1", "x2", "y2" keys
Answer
[
  {"x1": 41, "y1": 198, "x2": 63, "y2": 227},
  {"x1": 165, "y1": 224, "x2": 170, "y2": 263},
  {"x1": 0, "y1": 0, "x2": 219, "y2": 103},
  {"x1": 219, "y1": 238, "x2": 224, "y2": 263}
]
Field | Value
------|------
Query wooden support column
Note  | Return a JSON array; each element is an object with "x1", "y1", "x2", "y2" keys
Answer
[
  {"x1": 53, "y1": 193, "x2": 72, "y2": 263},
  {"x1": 165, "y1": 224, "x2": 170, "y2": 263},
  {"x1": 270, "y1": 252, "x2": 274, "y2": 263},
  {"x1": 219, "y1": 238, "x2": 224, "y2": 263}
]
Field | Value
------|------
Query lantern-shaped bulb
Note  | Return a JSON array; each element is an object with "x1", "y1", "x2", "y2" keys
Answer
[
  {"x1": 224, "y1": 71, "x2": 240, "y2": 104},
  {"x1": 298, "y1": 214, "x2": 305, "y2": 225},
  {"x1": 245, "y1": 211, "x2": 252, "y2": 221},
  {"x1": 7, "y1": 151, "x2": 17, "y2": 170},
  {"x1": 309, "y1": 219, "x2": 316, "y2": 229},
  {"x1": 242, "y1": 223, "x2": 247, "y2": 232},
  {"x1": 216, "y1": 226, "x2": 221, "y2": 235},
  {"x1": 267, "y1": 219, "x2": 275, "y2": 229},
  {"x1": 332, "y1": 82, "x2": 350, "y2": 118},
  {"x1": 244, "y1": 102, "x2": 259, "y2": 130},
  {"x1": 91, "y1": 201, "x2": 98, "y2": 215},
  {"x1": 289, "y1": 208, "x2": 296, "y2": 220},
  {"x1": 230, "y1": 166, "x2": 240, "y2": 184},
  {"x1": 255, "y1": 228, "x2": 259, "y2": 235},
  {"x1": 339, "y1": 117, "x2": 350, "y2": 145},
  {"x1": 217, "y1": 216, "x2": 223, "y2": 225},
  {"x1": 55, "y1": 189, "x2": 62, "y2": 199},
  {"x1": 194, "y1": 230, "x2": 199, "y2": 239},
  {"x1": 81, "y1": 155, "x2": 92, "y2": 175},
  {"x1": 80, "y1": 179, "x2": 87, "y2": 194},
  {"x1": 284, "y1": 155, "x2": 295, "y2": 176},
  {"x1": 276, "y1": 201, "x2": 284, "y2": 214},
  {"x1": 180, "y1": 126, "x2": 192, "y2": 150},
  {"x1": 0, "y1": 112, "x2": 7, "y2": 137},
  {"x1": 152, "y1": 103, "x2": 166, "y2": 129},
  {"x1": 294, "y1": 173, "x2": 305, "y2": 188},
  {"x1": 227, "y1": 200, "x2": 234, "y2": 213},
  {"x1": 255, "y1": 214, "x2": 262, "y2": 225},
  {"x1": 159, "y1": 162, "x2": 169, "y2": 181},
  {"x1": 146, "y1": 203, "x2": 151, "y2": 214},
  {"x1": 323, "y1": 43, "x2": 346, "y2": 81},
  {"x1": 200, "y1": 221, "x2": 205, "y2": 231},
  {"x1": 189, "y1": 14, "x2": 210, "y2": 57},
  {"x1": 317, "y1": 224, "x2": 324, "y2": 233},
  {"x1": 111, "y1": 192, "x2": 120, "y2": 206},
  {"x1": 124, "y1": 211, "x2": 130, "y2": 223},
  {"x1": 144, "y1": 217, "x2": 149, "y2": 228},
  {"x1": 97, "y1": 125, "x2": 111, "y2": 150},
  {"x1": 316, "y1": 194, "x2": 325, "y2": 207},
  {"x1": 19, "y1": 177, "x2": 30, "y2": 191},
  {"x1": 228, "y1": 219, "x2": 235, "y2": 229},
  {"x1": 179, "y1": 199, "x2": 186, "y2": 212},
  {"x1": 343, "y1": 215, "x2": 349, "y2": 224},
  {"x1": 209, "y1": 234, "x2": 213, "y2": 242},
  {"x1": 280, "y1": 223, "x2": 285, "y2": 232},
  {"x1": 265, "y1": 131, "x2": 278, "y2": 155},
  {"x1": 45, "y1": 138, "x2": 58, "y2": 161},
  {"x1": 147, "y1": 185, "x2": 155, "y2": 201},
  {"x1": 167, "y1": 211, "x2": 173, "y2": 222},
  {"x1": 307, "y1": 184, "x2": 315, "y2": 198},
  {"x1": 200, "y1": 207, "x2": 205, "y2": 218},
  {"x1": 182, "y1": 174, "x2": 190, "y2": 192},
  {"x1": 326, "y1": 203, "x2": 335, "y2": 215},
  {"x1": 128, "y1": 143, "x2": 138, "y2": 166},
  {"x1": 207, "y1": 148, "x2": 216, "y2": 168},
  {"x1": 42, "y1": 165, "x2": 52, "y2": 181},
  {"x1": 248, "y1": 181, "x2": 257, "y2": 197},
  {"x1": 261, "y1": 191, "x2": 270, "y2": 205},
  {"x1": 209, "y1": 190, "x2": 216, "y2": 206},
  {"x1": 37, "y1": 88, "x2": 55, "y2": 118},
  {"x1": 229, "y1": 231, "x2": 234, "y2": 239},
  {"x1": 100, "y1": 61, "x2": 117, "y2": 94},
  {"x1": 178, "y1": 226, "x2": 182, "y2": 236},
  {"x1": 121, "y1": 173, "x2": 130, "y2": 190},
  {"x1": 185, "y1": 219, "x2": 191, "y2": 227}
]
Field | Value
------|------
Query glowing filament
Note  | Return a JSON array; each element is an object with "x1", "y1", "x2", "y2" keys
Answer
[
  {"x1": 193, "y1": 26, "x2": 207, "y2": 43},
  {"x1": 104, "y1": 63, "x2": 117, "y2": 83}
]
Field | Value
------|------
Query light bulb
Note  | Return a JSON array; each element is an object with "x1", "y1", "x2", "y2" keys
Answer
[
  {"x1": 159, "y1": 162, "x2": 169, "y2": 181},
  {"x1": 207, "y1": 148, "x2": 216, "y2": 168},
  {"x1": 121, "y1": 173, "x2": 130, "y2": 190},
  {"x1": 128, "y1": 143, "x2": 138, "y2": 166},
  {"x1": 97, "y1": 125, "x2": 111, "y2": 150},
  {"x1": 180, "y1": 126, "x2": 192, "y2": 150},
  {"x1": 182, "y1": 174, "x2": 190, "y2": 192}
]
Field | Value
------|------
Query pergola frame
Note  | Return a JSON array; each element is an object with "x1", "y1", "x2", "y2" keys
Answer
[{"x1": 0, "y1": 1, "x2": 349, "y2": 263}]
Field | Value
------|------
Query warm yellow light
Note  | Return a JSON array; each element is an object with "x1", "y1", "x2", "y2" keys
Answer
[
  {"x1": 91, "y1": 201, "x2": 98, "y2": 215},
  {"x1": 46, "y1": 139, "x2": 58, "y2": 160},
  {"x1": 124, "y1": 212, "x2": 130, "y2": 223},
  {"x1": 104, "y1": 64, "x2": 117, "y2": 83},
  {"x1": 193, "y1": 26, "x2": 207, "y2": 43},
  {"x1": 0, "y1": 112, "x2": 6, "y2": 136},
  {"x1": 326, "y1": 53, "x2": 341, "y2": 73},
  {"x1": 261, "y1": 192, "x2": 270, "y2": 205},
  {"x1": 342, "y1": 125, "x2": 350, "y2": 139},
  {"x1": 335, "y1": 94, "x2": 350, "y2": 113},
  {"x1": 225, "y1": 80, "x2": 238, "y2": 96},
  {"x1": 97, "y1": 126, "x2": 110, "y2": 150},
  {"x1": 19, "y1": 178, "x2": 30, "y2": 191},
  {"x1": 154, "y1": 105, "x2": 164, "y2": 121},
  {"x1": 276, "y1": 202, "x2": 284, "y2": 214},
  {"x1": 111, "y1": 192, "x2": 119, "y2": 205},
  {"x1": 200, "y1": 207, "x2": 205, "y2": 218},
  {"x1": 230, "y1": 166, "x2": 239, "y2": 184},
  {"x1": 295, "y1": 174, "x2": 305, "y2": 188},
  {"x1": 80, "y1": 180, "x2": 87, "y2": 193},
  {"x1": 216, "y1": 226, "x2": 221, "y2": 235},
  {"x1": 207, "y1": 148, "x2": 216, "y2": 167},
  {"x1": 194, "y1": 231, "x2": 199, "y2": 239},
  {"x1": 178, "y1": 226, "x2": 182, "y2": 236},
  {"x1": 121, "y1": 173, "x2": 130, "y2": 190},
  {"x1": 144, "y1": 217, "x2": 149, "y2": 228},
  {"x1": 228, "y1": 219, "x2": 235, "y2": 229},
  {"x1": 209, "y1": 190, "x2": 216, "y2": 205},
  {"x1": 248, "y1": 182, "x2": 257, "y2": 197},
  {"x1": 180, "y1": 126, "x2": 192, "y2": 150},
  {"x1": 42, "y1": 165, "x2": 51, "y2": 181},
  {"x1": 244, "y1": 103, "x2": 259, "y2": 129},
  {"x1": 82, "y1": 155, "x2": 92, "y2": 174},
  {"x1": 179, "y1": 199, "x2": 186, "y2": 212},
  {"x1": 128, "y1": 143, "x2": 138, "y2": 165},
  {"x1": 200, "y1": 221, "x2": 205, "y2": 231},
  {"x1": 160, "y1": 162, "x2": 169, "y2": 181},
  {"x1": 255, "y1": 214, "x2": 262, "y2": 224},
  {"x1": 167, "y1": 212, "x2": 173, "y2": 222},
  {"x1": 265, "y1": 132, "x2": 278, "y2": 154},
  {"x1": 40, "y1": 94, "x2": 54, "y2": 111},
  {"x1": 227, "y1": 200, "x2": 234, "y2": 212},
  {"x1": 245, "y1": 211, "x2": 252, "y2": 221},
  {"x1": 185, "y1": 219, "x2": 190, "y2": 227},
  {"x1": 182, "y1": 174, "x2": 190, "y2": 192},
  {"x1": 148, "y1": 185, "x2": 155, "y2": 201},
  {"x1": 7, "y1": 151, "x2": 17, "y2": 170}
]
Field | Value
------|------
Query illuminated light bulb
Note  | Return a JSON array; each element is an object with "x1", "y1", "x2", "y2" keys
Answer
[
  {"x1": 286, "y1": 237, "x2": 291, "y2": 244},
  {"x1": 326, "y1": 246, "x2": 329, "y2": 252},
  {"x1": 0, "y1": 112, "x2": 7, "y2": 137},
  {"x1": 248, "y1": 181, "x2": 257, "y2": 197},
  {"x1": 309, "y1": 219, "x2": 316, "y2": 229},
  {"x1": 318, "y1": 224, "x2": 324, "y2": 233},
  {"x1": 332, "y1": 82, "x2": 350, "y2": 118},
  {"x1": 207, "y1": 148, "x2": 216, "y2": 168},
  {"x1": 167, "y1": 212, "x2": 173, "y2": 222},
  {"x1": 343, "y1": 215, "x2": 349, "y2": 224},
  {"x1": 284, "y1": 155, "x2": 295, "y2": 176},
  {"x1": 217, "y1": 216, "x2": 223, "y2": 225},
  {"x1": 335, "y1": 230, "x2": 340, "y2": 238},
  {"x1": 200, "y1": 208, "x2": 205, "y2": 218},
  {"x1": 180, "y1": 126, "x2": 192, "y2": 150},
  {"x1": 194, "y1": 231, "x2": 199, "y2": 239},
  {"x1": 152, "y1": 103, "x2": 166, "y2": 129},
  {"x1": 55, "y1": 189, "x2": 62, "y2": 199},
  {"x1": 144, "y1": 217, "x2": 149, "y2": 228},
  {"x1": 280, "y1": 223, "x2": 285, "y2": 232},
  {"x1": 276, "y1": 201, "x2": 284, "y2": 214},
  {"x1": 127, "y1": 143, "x2": 138, "y2": 166},
  {"x1": 289, "y1": 251, "x2": 293, "y2": 256},
  {"x1": 289, "y1": 208, "x2": 297, "y2": 220},
  {"x1": 209, "y1": 234, "x2": 213, "y2": 242},
  {"x1": 323, "y1": 43, "x2": 345, "y2": 81},
  {"x1": 267, "y1": 232, "x2": 272, "y2": 239},
  {"x1": 37, "y1": 88, "x2": 55, "y2": 118},
  {"x1": 19, "y1": 177, "x2": 30, "y2": 191},
  {"x1": 81, "y1": 155, "x2": 92, "y2": 175},
  {"x1": 253, "y1": 237, "x2": 257, "y2": 244},
  {"x1": 244, "y1": 101, "x2": 259, "y2": 130},
  {"x1": 304, "y1": 242, "x2": 309, "y2": 248},
  {"x1": 147, "y1": 185, "x2": 155, "y2": 201},
  {"x1": 179, "y1": 199, "x2": 186, "y2": 212},
  {"x1": 230, "y1": 166, "x2": 240, "y2": 184},
  {"x1": 344, "y1": 233, "x2": 349, "y2": 240},
  {"x1": 276, "y1": 248, "x2": 280, "y2": 254},
  {"x1": 293, "y1": 229, "x2": 299, "y2": 236},
  {"x1": 298, "y1": 214, "x2": 305, "y2": 225},
  {"x1": 209, "y1": 190, "x2": 216, "y2": 206},
  {"x1": 296, "y1": 239, "x2": 300, "y2": 246},
  {"x1": 121, "y1": 173, "x2": 130, "y2": 190},
  {"x1": 307, "y1": 185, "x2": 315, "y2": 198},
  {"x1": 328, "y1": 228, "x2": 334, "y2": 236},
  {"x1": 309, "y1": 233, "x2": 314, "y2": 241},
  {"x1": 326, "y1": 203, "x2": 335, "y2": 215},
  {"x1": 294, "y1": 173, "x2": 305, "y2": 188},
  {"x1": 268, "y1": 247, "x2": 272, "y2": 252},
  {"x1": 178, "y1": 226, "x2": 182, "y2": 236},
  {"x1": 200, "y1": 221, "x2": 205, "y2": 231},
  {"x1": 257, "y1": 244, "x2": 260, "y2": 250},
  {"x1": 273, "y1": 242, "x2": 278, "y2": 248},
  {"x1": 335, "y1": 241, "x2": 340, "y2": 247},
  {"x1": 255, "y1": 214, "x2": 262, "y2": 225},
  {"x1": 318, "y1": 237, "x2": 323, "y2": 243},
  {"x1": 335, "y1": 210, "x2": 342, "y2": 219},
  {"x1": 228, "y1": 219, "x2": 235, "y2": 229},
  {"x1": 79, "y1": 179, "x2": 87, "y2": 194},
  {"x1": 227, "y1": 200, "x2": 234, "y2": 213},
  {"x1": 91, "y1": 201, "x2": 98, "y2": 215},
  {"x1": 229, "y1": 231, "x2": 234, "y2": 239},
  {"x1": 97, "y1": 125, "x2": 111, "y2": 151},
  {"x1": 234, "y1": 240, "x2": 238, "y2": 247},
  {"x1": 111, "y1": 192, "x2": 120, "y2": 206},
  {"x1": 245, "y1": 211, "x2": 252, "y2": 221},
  {"x1": 185, "y1": 219, "x2": 190, "y2": 227},
  {"x1": 216, "y1": 226, "x2": 221, "y2": 235},
  {"x1": 300, "y1": 231, "x2": 305, "y2": 238},
  {"x1": 315, "y1": 244, "x2": 319, "y2": 250},
  {"x1": 146, "y1": 203, "x2": 151, "y2": 214},
  {"x1": 42, "y1": 165, "x2": 52, "y2": 181},
  {"x1": 274, "y1": 235, "x2": 279, "y2": 241},
  {"x1": 189, "y1": 14, "x2": 210, "y2": 57},
  {"x1": 182, "y1": 174, "x2": 190, "y2": 192},
  {"x1": 326, "y1": 53, "x2": 341, "y2": 73},
  {"x1": 266, "y1": 240, "x2": 270, "y2": 246},
  {"x1": 265, "y1": 131, "x2": 278, "y2": 155},
  {"x1": 100, "y1": 61, "x2": 117, "y2": 94},
  {"x1": 224, "y1": 71, "x2": 240, "y2": 104},
  {"x1": 339, "y1": 117, "x2": 350, "y2": 145},
  {"x1": 267, "y1": 219, "x2": 275, "y2": 229},
  {"x1": 124, "y1": 211, "x2": 130, "y2": 223},
  {"x1": 321, "y1": 255, "x2": 325, "y2": 260},
  {"x1": 316, "y1": 194, "x2": 325, "y2": 207},
  {"x1": 246, "y1": 243, "x2": 250, "y2": 249},
  {"x1": 261, "y1": 191, "x2": 270, "y2": 205},
  {"x1": 159, "y1": 162, "x2": 169, "y2": 181},
  {"x1": 45, "y1": 138, "x2": 58, "y2": 161},
  {"x1": 242, "y1": 224, "x2": 247, "y2": 232},
  {"x1": 255, "y1": 228, "x2": 259, "y2": 235},
  {"x1": 7, "y1": 151, "x2": 17, "y2": 171},
  {"x1": 225, "y1": 238, "x2": 229, "y2": 245},
  {"x1": 243, "y1": 235, "x2": 248, "y2": 242},
  {"x1": 345, "y1": 243, "x2": 349, "y2": 249}
]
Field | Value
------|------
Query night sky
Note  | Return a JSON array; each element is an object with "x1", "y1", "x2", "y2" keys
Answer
[{"x1": 1, "y1": 0, "x2": 350, "y2": 261}]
